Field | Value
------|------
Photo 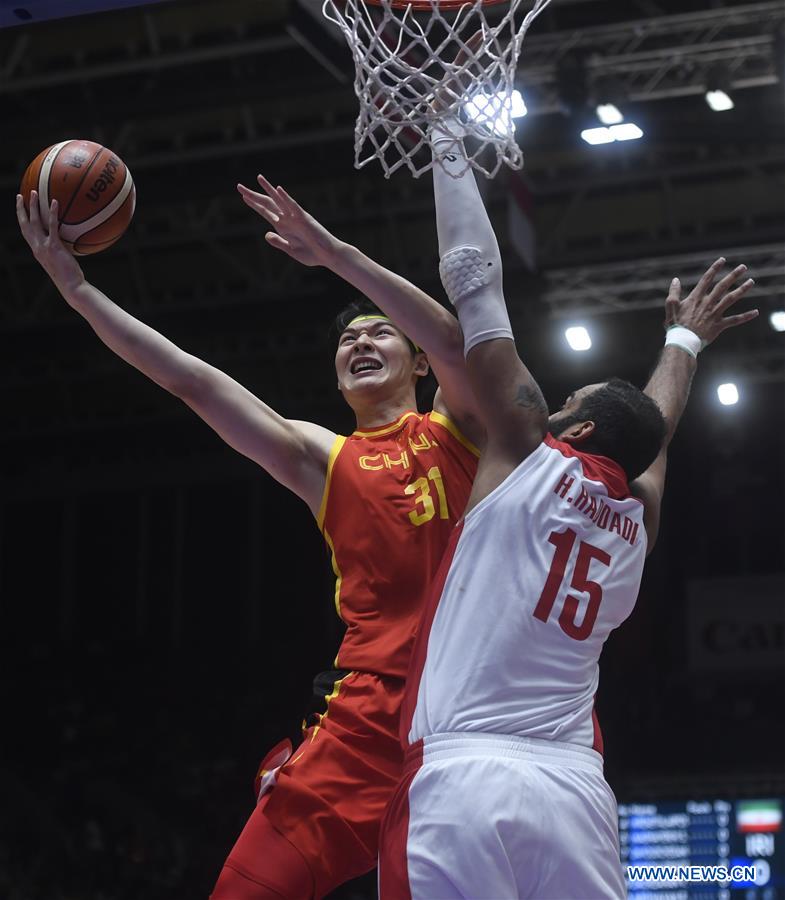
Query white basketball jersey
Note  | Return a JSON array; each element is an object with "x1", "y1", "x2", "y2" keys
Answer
[{"x1": 403, "y1": 435, "x2": 647, "y2": 751}]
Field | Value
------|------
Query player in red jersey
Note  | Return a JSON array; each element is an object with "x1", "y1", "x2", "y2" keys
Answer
[{"x1": 16, "y1": 183, "x2": 482, "y2": 899}]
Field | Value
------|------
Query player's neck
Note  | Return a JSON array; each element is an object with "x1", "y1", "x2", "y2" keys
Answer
[{"x1": 351, "y1": 392, "x2": 418, "y2": 431}]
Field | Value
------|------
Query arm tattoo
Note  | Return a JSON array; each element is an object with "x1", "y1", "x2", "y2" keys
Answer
[{"x1": 514, "y1": 382, "x2": 547, "y2": 414}]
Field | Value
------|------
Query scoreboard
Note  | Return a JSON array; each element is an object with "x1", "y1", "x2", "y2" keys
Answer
[{"x1": 620, "y1": 798, "x2": 785, "y2": 899}]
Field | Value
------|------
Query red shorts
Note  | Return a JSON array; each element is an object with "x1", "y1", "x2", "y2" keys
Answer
[{"x1": 229, "y1": 670, "x2": 406, "y2": 898}]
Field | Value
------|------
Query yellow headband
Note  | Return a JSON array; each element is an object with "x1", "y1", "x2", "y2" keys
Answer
[
  {"x1": 346, "y1": 315, "x2": 421, "y2": 353},
  {"x1": 348, "y1": 315, "x2": 391, "y2": 326}
]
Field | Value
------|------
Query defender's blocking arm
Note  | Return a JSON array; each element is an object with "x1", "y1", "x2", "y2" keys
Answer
[
  {"x1": 16, "y1": 192, "x2": 333, "y2": 516},
  {"x1": 238, "y1": 176, "x2": 484, "y2": 446},
  {"x1": 632, "y1": 259, "x2": 758, "y2": 551},
  {"x1": 430, "y1": 122, "x2": 548, "y2": 477}
]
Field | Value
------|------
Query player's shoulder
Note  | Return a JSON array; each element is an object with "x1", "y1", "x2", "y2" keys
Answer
[
  {"x1": 289, "y1": 419, "x2": 340, "y2": 468},
  {"x1": 425, "y1": 408, "x2": 481, "y2": 459},
  {"x1": 432, "y1": 387, "x2": 485, "y2": 450}
]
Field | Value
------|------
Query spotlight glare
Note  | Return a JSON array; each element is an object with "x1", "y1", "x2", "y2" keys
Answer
[
  {"x1": 581, "y1": 127, "x2": 614, "y2": 145},
  {"x1": 582, "y1": 123, "x2": 644, "y2": 145},
  {"x1": 706, "y1": 89, "x2": 734, "y2": 111},
  {"x1": 565, "y1": 326, "x2": 592, "y2": 352},
  {"x1": 717, "y1": 383, "x2": 739, "y2": 406},
  {"x1": 596, "y1": 103, "x2": 624, "y2": 125},
  {"x1": 464, "y1": 90, "x2": 527, "y2": 137},
  {"x1": 769, "y1": 310, "x2": 785, "y2": 332},
  {"x1": 609, "y1": 122, "x2": 644, "y2": 141},
  {"x1": 510, "y1": 90, "x2": 528, "y2": 119}
]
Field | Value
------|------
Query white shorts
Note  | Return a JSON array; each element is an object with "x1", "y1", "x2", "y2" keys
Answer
[{"x1": 379, "y1": 732, "x2": 626, "y2": 900}]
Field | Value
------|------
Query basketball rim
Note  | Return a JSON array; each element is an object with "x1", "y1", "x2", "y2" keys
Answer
[{"x1": 363, "y1": 0, "x2": 508, "y2": 10}]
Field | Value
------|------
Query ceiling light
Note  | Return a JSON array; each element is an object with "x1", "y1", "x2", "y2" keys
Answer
[
  {"x1": 705, "y1": 65, "x2": 735, "y2": 112},
  {"x1": 706, "y1": 89, "x2": 734, "y2": 112},
  {"x1": 768, "y1": 310, "x2": 785, "y2": 332},
  {"x1": 717, "y1": 383, "x2": 739, "y2": 406},
  {"x1": 464, "y1": 90, "x2": 527, "y2": 137},
  {"x1": 609, "y1": 123, "x2": 643, "y2": 141},
  {"x1": 509, "y1": 90, "x2": 528, "y2": 118},
  {"x1": 565, "y1": 326, "x2": 592, "y2": 352},
  {"x1": 596, "y1": 103, "x2": 624, "y2": 125},
  {"x1": 581, "y1": 123, "x2": 643, "y2": 145},
  {"x1": 581, "y1": 127, "x2": 614, "y2": 145}
]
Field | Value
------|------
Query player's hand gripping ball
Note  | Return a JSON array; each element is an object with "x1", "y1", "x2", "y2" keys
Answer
[{"x1": 20, "y1": 140, "x2": 136, "y2": 255}]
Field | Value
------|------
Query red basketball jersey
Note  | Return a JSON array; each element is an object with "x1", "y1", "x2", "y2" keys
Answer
[{"x1": 319, "y1": 411, "x2": 479, "y2": 679}]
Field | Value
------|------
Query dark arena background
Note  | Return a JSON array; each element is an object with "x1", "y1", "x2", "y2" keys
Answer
[{"x1": 1, "y1": 1, "x2": 783, "y2": 898}]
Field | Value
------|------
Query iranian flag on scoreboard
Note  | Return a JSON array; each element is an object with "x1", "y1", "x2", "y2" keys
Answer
[{"x1": 736, "y1": 800, "x2": 782, "y2": 833}]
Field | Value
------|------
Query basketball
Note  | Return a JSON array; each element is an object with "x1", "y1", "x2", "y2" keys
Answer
[{"x1": 20, "y1": 139, "x2": 136, "y2": 256}]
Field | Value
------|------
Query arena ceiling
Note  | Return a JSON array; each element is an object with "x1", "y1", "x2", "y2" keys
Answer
[{"x1": 0, "y1": 0, "x2": 782, "y2": 463}]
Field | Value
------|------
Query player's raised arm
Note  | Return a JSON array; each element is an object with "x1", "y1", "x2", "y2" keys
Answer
[
  {"x1": 631, "y1": 258, "x2": 758, "y2": 551},
  {"x1": 429, "y1": 120, "x2": 548, "y2": 476},
  {"x1": 237, "y1": 175, "x2": 484, "y2": 446},
  {"x1": 16, "y1": 192, "x2": 333, "y2": 516}
]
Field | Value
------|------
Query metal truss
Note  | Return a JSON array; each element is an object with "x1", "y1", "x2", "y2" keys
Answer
[
  {"x1": 1, "y1": 2, "x2": 782, "y2": 426},
  {"x1": 0, "y1": 0, "x2": 292, "y2": 86},
  {"x1": 302, "y1": 1, "x2": 784, "y2": 110},
  {"x1": 542, "y1": 242, "x2": 785, "y2": 386},
  {"x1": 543, "y1": 242, "x2": 785, "y2": 317},
  {"x1": 2, "y1": 2, "x2": 781, "y2": 111},
  {"x1": 3, "y1": 123, "x2": 781, "y2": 297},
  {"x1": 513, "y1": 2, "x2": 784, "y2": 110},
  {"x1": 0, "y1": 32, "x2": 298, "y2": 95},
  {"x1": 0, "y1": 214, "x2": 331, "y2": 330},
  {"x1": 0, "y1": 2, "x2": 780, "y2": 221}
]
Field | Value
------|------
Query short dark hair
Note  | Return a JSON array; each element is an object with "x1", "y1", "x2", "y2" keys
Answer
[
  {"x1": 567, "y1": 378, "x2": 666, "y2": 482},
  {"x1": 332, "y1": 298, "x2": 419, "y2": 357}
]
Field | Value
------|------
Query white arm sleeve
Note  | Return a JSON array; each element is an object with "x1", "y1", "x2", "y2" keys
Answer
[{"x1": 431, "y1": 118, "x2": 513, "y2": 356}]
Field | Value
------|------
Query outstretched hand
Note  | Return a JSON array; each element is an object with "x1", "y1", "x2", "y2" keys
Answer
[
  {"x1": 665, "y1": 257, "x2": 758, "y2": 347},
  {"x1": 237, "y1": 175, "x2": 340, "y2": 268},
  {"x1": 16, "y1": 191, "x2": 85, "y2": 294},
  {"x1": 432, "y1": 31, "x2": 484, "y2": 115}
]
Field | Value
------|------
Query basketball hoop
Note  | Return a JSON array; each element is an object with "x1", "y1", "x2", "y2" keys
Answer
[
  {"x1": 322, "y1": 0, "x2": 552, "y2": 178},
  {"x1": 370, "y1": 0, "x2": 509, "y2": 8}
]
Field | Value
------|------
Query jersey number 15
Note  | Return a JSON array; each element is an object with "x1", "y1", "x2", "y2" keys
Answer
[{"x1": 533, "y1": 528, "x2": 611, "y2": 641}]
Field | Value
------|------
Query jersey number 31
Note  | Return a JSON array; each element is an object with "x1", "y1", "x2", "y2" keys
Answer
[{"x1": 533, "y1": 528, "x2": 611, "y2": 641}]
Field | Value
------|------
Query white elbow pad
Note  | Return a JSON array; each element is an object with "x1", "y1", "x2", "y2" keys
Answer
[
  {"x1": 439, "y1": 245, "x2": 513, "y2": 355},
  {"x1": 439, "y1": 246, "x2": 491, "y2": 306}
]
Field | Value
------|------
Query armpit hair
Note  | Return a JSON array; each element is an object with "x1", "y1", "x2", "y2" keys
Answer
[{"x1": 514, "y1": 381, "x2": 547, "y2": 414}]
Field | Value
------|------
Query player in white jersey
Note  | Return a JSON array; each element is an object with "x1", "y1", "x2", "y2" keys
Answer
[{"x1": 378, "y1": 111, "x2": 759, "y2": 899}]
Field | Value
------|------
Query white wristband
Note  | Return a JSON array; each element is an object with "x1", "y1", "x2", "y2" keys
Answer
[{"x1": 665, "y1": 325, "x2": 705, "y2": 358}]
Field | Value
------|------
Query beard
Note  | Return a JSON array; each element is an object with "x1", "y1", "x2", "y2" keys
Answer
[{"x1": 548, "y1": 410, "x2": 586, "y2": 439}]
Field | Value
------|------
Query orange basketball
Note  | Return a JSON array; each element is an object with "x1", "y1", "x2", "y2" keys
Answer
[{"x1": 20, "y1": 140, "x2": 136, "y2": 256}]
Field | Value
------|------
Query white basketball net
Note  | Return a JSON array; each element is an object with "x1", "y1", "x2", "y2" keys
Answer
[{"x1": 322, "y1": 0, "x2": 552, "y2": 178}]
